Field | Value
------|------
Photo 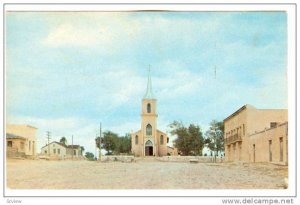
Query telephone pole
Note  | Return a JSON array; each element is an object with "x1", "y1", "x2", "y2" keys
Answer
[
  {"x1": 46, "y1": 131, "x2": 51, "y2": 157},
  {"x1": 99, "y1": 123, "x2": 102, "y2": 162},
  {"x1": 72, "y1": 135, "x2": 73, "y2": 161}
]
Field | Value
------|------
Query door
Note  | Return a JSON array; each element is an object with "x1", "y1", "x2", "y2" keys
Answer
[
  {"x1": 269, "y1": 140, "x2": 272, "y2": 162},
  {"x1": 145, "y1": 140, "x2": 153, "y2": 156},
  {"x1": 253, "y1": 144, "x2": 256, "y2": 163},
  {"x1": 280, "y1": 137, "x2": 283, "y2": 162}
]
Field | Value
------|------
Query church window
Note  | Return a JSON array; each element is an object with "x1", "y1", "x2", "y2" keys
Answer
[
  {"x1": 145, "y1": 140, "x2": 153, "y2": 146},
  {"x1": 147, "y1": 103, "x2": 151, "y2": 113},
  {"x1": 146, "y1": 124, "x2": 152, "y2": 135},
  {"x1": 160, "y1": 135, "x2": 164, "y2": 145},
  {"x1": 135, "y1": 135, "x2": 138, "y2": 145}
]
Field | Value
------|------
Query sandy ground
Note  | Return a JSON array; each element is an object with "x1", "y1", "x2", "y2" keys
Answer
[{"x1": 6, "y1": 158, "x2": 288, "y2": 189}]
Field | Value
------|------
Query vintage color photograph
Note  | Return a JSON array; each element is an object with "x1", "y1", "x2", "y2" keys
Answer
[{"x1": 4, "y1": 6, "x2": 292, "y2": 193}]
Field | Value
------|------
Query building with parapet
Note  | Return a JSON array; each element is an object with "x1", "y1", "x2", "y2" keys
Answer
[
  {"x1": 223, "y1": 104, "x2": 288, "y2": 164},
  {"x1": 6, "y1": 124, "x2": 37, "y2": 158}
]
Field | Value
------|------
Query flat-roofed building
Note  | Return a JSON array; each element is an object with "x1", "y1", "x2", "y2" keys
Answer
[
  {"x1": 6, "y1": 124, "x2": 37, "y2": 157},
  {"x1": 223, "y1": 104, "x2": 287, "y2": 164}
]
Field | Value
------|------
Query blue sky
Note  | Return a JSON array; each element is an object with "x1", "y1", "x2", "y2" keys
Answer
[{"x1": 5, "y1": 12, "x2": 287, "y2": 154}]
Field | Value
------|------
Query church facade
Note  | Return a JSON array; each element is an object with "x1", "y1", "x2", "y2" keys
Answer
[{"x1": 131, "y1": 69, "x2": 170, "y2": 157}]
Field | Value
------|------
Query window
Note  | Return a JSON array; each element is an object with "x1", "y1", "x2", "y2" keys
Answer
[
  {"x1": 45, "y1": 150, "x2": 47, "y2": 154},
  {"x1": 7, "y1": 141, "x2": 12, "y2": 147},
  {"x1": 243, "y1": 124, "x2": 245, "y2": 136},
  {"x1": 147, "y1": 103, "x2": 151, "y2": 113},
  {"x1": 53, "y1": 149, "x2": 56, "y2": 154},
  {"x1": 29, "y1": 141, "x2": 31, "y2": 151},
  {"x1": 160, "y1": 135, "x2": 164, "y2": 145},
  {"x1": 145, "y1": 140, "x2": 153, "y2": 146},
  {"x1": 146, "y1": 124, "x2": 152, "y2": 135},
  {"x1": 135, "y1": 135, "x2": 138, "y2": 145},
  {"x1": 167, "y1": 137, "x2": 169, "y2": 143},
  {"x1": 58, "y1": 149, "x2": 60, "y2": 154},
  {"x1": 74, "y1": 150, "x2": 76, "y2": 155},
  {"x1": 270, "y1": 122, "x2": 278, "y2": 128}
]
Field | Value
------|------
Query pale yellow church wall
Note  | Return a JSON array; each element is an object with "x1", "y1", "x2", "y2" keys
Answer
[
  {"x1": 141, "y1": 99, "x2": 157, "y2": 115},
  {"x1": 131, "y1": 131, "x2": 143, "y2": 157},
  {"x1": 6, "y1": 124, "x2": 37, "y2": 156},
  {"x1": 157, "y1": 130, "x2": 168, "y2": 156}
]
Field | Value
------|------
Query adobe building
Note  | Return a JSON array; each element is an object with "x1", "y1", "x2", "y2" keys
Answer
[
  {"x1": 131, "y1": 69, "x2": 175, "y2": 157},
  {"x1": 223, "y1": 104, "x2": 288, "y2": 164},
  {"x1": 6, "y1": 124, "x2": 37, "y2": 158}
]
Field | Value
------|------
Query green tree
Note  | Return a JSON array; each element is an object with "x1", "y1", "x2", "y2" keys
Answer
[
  {"x1": 85, "y1": 152, "x2": 95, "y2": 161},
  {"x1": 59, "y1": 136, "x2": 67, "y2": 145},
  {"x1": 80, "y1": 146, "x2": 85, "y2": 155},
  {"x1": 169, "y1": 121, "x2": 204, "y2": 156},
  {"x1": 115, "y1": 133, "x2": 131, "y2": 154},
  {"x1": 205, "y1": 120, "x2": 224, "y2": 156},
  {"x1": 95, "y1": 131, "x2": 132, "y2": 155},
  {"x1": 102, "y1": 131, "x2": 119, "y2": 155}
]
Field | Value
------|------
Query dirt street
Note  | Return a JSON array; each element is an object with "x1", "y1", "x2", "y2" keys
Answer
[{"x1": 6, "y1": 158, "x2": 288, "y2": 189}]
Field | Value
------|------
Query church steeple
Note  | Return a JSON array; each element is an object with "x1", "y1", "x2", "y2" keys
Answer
[{"x1": 143, "y1": 65, "x2": 154, "y2": 99}]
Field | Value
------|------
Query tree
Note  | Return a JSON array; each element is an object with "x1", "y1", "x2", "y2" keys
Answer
[
  {"x1": 80, "y1": 146, "x2": 85, "y2": 155},
  {"x1": 115, "y1": 133, "x2": 131, "y2": 154},
  {"x1": 169, "y1": 121, "x2": 204, "y2": 156},
  {"x1": 205, "y1": 120, "x2": 224, "y2": 156},
  {"x1": 102, "y1": 131, "x2": 119, "y2": 155},
  {"x1": 85, "y1": 152, "x2": 95, "y2": 161},
  {"x1": 59, "y1": 136, "x2": 67, "y2": 145}
]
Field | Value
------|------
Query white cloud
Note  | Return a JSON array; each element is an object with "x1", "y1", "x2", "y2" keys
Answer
[
  {"x1": 41, "y1": 12, "x2": 224, "y2": 51},
  {"x1": 43, "y1": 23, "x2": 100, "y2": 47}
]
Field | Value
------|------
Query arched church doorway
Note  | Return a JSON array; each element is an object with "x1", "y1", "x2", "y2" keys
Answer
[{"x1": 145, "y1": 140, "x2": 153, "y2": 156}]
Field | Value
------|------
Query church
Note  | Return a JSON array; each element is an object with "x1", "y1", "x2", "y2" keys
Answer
[{"x1": 131, "y1": 68, "x2": 173, "y2": 157}]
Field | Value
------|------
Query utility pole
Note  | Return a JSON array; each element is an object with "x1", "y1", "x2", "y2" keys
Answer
[
  {"x1": 99, "y1": 123, "x2": 102, "y2": 162},
  {"x1": 72, "y1": 135, "x2": 74, "y2": 161},
  {"x1": 46, "y1": 131, "x2": 51, "y2": 157},
  {"x1": 95, "y1": 133, "x2": 97, "y2": 161}
]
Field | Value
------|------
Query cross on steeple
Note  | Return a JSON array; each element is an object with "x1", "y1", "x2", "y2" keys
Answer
[{"x1": 143, "y1": 65, "x2": 154, "y2": 99}]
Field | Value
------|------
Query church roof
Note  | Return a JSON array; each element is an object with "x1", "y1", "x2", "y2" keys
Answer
[{"x1": 143, "y1": 66, "x2": 155, "y2": 99}]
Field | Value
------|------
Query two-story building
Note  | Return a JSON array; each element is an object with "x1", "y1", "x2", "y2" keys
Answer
[{"x1": 224, "y1": 104, "x2": 288, "y2": 164}]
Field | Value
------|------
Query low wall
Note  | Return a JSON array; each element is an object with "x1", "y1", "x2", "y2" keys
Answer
[
  {"x1": 100, "y1": 155, "x2": 135, "y2": 162},
  {"x1": 156, "y1": 156, "x2": 224, "y2": 163},
  {"x1": 38, "y1": 154, "x2": 85, "y2": 161},
  {"x1": 6, "y1": 151, "x2": 25, "y2": 158}
]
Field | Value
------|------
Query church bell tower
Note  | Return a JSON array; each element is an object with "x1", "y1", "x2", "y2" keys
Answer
[{"x1": 141, "y1": 66, "x2": 158, "y2": 156}]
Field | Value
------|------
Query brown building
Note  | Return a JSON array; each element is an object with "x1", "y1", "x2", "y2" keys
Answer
[
  {"x1": 224, "y1": 104, "x2": 288, "y2": 164},
  {"x1": 6, "y1": 124, "x2": 37, "y2": 158}
]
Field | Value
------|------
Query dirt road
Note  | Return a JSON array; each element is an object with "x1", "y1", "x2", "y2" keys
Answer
[{"x1": 6, "y1": 158, "x2": 288, "y2": 189}]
